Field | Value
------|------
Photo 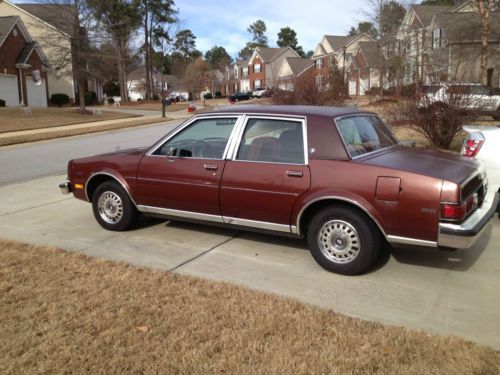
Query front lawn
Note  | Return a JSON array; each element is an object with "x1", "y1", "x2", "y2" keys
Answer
[
  {"x1": 1, "y1": 239, "x2": 498, "y2": 374},
  {"x1": 0, "y1": 107, "x2": 135, "y2": 133}
]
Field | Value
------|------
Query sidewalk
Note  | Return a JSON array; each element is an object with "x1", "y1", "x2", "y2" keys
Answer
[{"x1": 0, "y1": 108, "x2": 194, "y2": 147}]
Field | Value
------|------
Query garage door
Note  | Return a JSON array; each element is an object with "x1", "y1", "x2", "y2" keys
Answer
[
  {"x1": 26, "y1": 77, "x2": 47, "y2": 107},
  {"x1": 0, "y1": 74, "x2": 19, "y2": 106},
  {"x1": 360, "y1": 79, "x2": 369, "y2": 95},
  {"x1": 349, "y1": 80, "x2": 357, "y2": 96}
]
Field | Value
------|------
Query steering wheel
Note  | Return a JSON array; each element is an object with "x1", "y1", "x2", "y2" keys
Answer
[{"x1": 193, "y1": 140, "x2": 215, "y2": 158}]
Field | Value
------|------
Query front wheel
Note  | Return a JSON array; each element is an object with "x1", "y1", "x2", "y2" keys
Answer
[
  {"x1": 306, "y1": 206, "x2": 381, "y2": 275},
  {"x1": 92, "y1": 181, "x2": 138, "y2": 231}
]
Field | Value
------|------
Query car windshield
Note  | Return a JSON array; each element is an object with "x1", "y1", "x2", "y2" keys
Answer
[{"x1": 336, "y1": 115, "x2": 398, "y2": 157}]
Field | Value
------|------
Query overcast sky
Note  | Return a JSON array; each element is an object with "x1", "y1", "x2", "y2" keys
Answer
[{"x1": 175, "y1": 0, "x2": 371, "y2": 58}]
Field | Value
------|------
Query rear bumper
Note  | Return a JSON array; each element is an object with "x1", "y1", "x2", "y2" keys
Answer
[
  {"x1": 59, "y1": 181, "x2": 72, "y2": 195},
  {"x1": 438, "y1": 187, "x2": 499, "y2": 248}
]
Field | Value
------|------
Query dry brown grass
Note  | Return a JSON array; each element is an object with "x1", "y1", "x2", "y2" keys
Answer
[
  {"x1": 0, "y1": 117, "x2": 168, "y2": 147},
  {"x1": 0, "y1": 108, "x2": 134, "y2": 133},
  {"x1": 1, "y1": 239, "x2": 499, "y2": 374}
]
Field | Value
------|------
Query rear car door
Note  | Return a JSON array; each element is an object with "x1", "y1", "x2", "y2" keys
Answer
[
  {"x1": 220, "y1": 116, "x2": 311, "y2": 232},
  {"x1": 136, "y1": 116, "x2": 240, "y2": 218}
]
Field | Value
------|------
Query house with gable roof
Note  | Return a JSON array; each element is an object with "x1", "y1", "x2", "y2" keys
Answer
[
  {"x1": 276, "y1": 57, "x2": 314, "y2": 91},
  {"x1": 247, "y1": 46, "x2": 300, "y2": 91},
  {"x1": 0, "y1": 15, "x2": 50, "y2": 106}
]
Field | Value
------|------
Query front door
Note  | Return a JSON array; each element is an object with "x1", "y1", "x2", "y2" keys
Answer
[
  {"x1": 136, "y1": 116, "x2": 239, "y2": 217},
  {"x1": 220, "y1": 116, "x2": 311, "y2": 231}
]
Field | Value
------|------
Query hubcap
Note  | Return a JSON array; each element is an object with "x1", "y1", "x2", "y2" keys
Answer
[
  {"x1": 97, "y1": 191, "x2": 123, "y2": 224},
  {"x1": 317, "y1": 220, "x2": 361, "y2": 264}
]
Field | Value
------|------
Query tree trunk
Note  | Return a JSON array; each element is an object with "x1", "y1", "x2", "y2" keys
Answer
[
  {"x1": 478, "y1": 0, "x2": 492, "y2": 86},
  {"x1": 73, "y1": 1, "x2": 86, "y2": 114},
  {"x1": 116, "y1": 38, "x2": 128, "y2": 103},
  {"x1": 144, "y1": 2, "x2": 152, "y2": 100}
]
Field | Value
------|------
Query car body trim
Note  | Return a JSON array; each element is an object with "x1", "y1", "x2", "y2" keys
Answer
[
  {"x1": 85, "y1": 172, "x2": 138, "y2": 208},
  {"x1": 137, "y1": 205, "x2": 224, "y2": 223},
  {"x1": 387, "y1": 235, "x2": 437, "y2": 248},
  {"x1": 295, "y1": 196, "x2": 387, "y2": 238},
  {"x1": 222, "y1": 216, "x2": 291, "y2": 233},
  {"x1": 136, "y1": 205, "x2": 292, "y2": 233}
]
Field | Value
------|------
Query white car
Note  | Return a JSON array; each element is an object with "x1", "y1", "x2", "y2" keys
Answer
[
  {"x1": 462, "y1": 125, "x2": 500, "y2": 213},
  {"x1": 421, "y1": 83, "x2": 500, "y2": 119},
  {"x1": 252, "y1": 87, "x2": 268, "y2": 98}
]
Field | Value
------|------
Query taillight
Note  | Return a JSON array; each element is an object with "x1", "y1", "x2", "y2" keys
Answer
[
  {"x1": 462, "y1": 133, "x2": 484, "y2": 157},
  {"x1": 441, "y1": 193, "x2": 479, "y2": 221}
]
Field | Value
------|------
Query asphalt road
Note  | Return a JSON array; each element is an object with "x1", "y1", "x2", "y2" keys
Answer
[{"x1": 0, "y1": 120, "x2": 180, "y2": 186}]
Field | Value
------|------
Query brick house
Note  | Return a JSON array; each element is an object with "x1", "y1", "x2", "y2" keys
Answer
[
  {"x1": 347, "y1": 41, "x2": 386, "y2": 95},
  {"x1": 0, "y1": 15, "x2": 50, "y2": 106},
  {"x1": 311, "y1": 33, "x2": 373, "y2": 87}
]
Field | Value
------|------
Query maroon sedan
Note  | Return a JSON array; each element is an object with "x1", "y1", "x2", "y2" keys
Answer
[{"x1": 59, "y1": 106, "x2": 498, "y2": 275}]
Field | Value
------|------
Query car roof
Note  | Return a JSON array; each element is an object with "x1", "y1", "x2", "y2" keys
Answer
[{"x1": 212, "y1": 105, "x2": 375, "y2": 118}]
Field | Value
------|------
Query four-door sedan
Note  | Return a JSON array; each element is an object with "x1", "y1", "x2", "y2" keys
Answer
[{"x1": 59, "y1": 106, "x2": 499, "y2": 275}]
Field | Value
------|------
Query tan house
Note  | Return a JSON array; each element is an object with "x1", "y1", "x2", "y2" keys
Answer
[
  {"x1": 0, "y1": 0, "x2": 75, "y2": 100},
  {"x1": 396, "y1": 0, "x2": 500, "y2": 87},
  {"x1": 276, "y1": 57, "x2": 314, "y2": 91}
]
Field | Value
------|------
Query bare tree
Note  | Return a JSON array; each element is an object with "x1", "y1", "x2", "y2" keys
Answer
[
  {"x1": 182, "y1": 58, "x2": 208, "y2": 100},
  {"x1": 476, "y1": 0, "x2": 496, "y2": 85}
]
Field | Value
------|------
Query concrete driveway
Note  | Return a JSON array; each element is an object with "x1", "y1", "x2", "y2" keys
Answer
[{"x1": 1, "y1": 175, "x2": 499, "y2": 349}]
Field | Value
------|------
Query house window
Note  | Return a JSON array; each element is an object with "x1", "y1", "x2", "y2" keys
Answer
[
  {"x1": 234, "y1": 68, "x2": 238, "y2": 79},
  {"x1": 328, "y1": 56, "x2": 334, "y2": 67},
  {"x1": 432, "y1": 28, "x2": 442, "y2": 49},
  {"x1": 254, "y1": 64, "x2": 261, "y2": 73},
  {"x1": 315, "y1": 59, "x2": 323, "y2": 69},
  {"x1": 242, "y1": 67, "x2": 249, "y2": 78},
  {"x1": 315, "y1": 75, "x2": 323, "y2": 88},
  {"x1": 254, "y1": 80, "x2": 261, "y2": 89}
]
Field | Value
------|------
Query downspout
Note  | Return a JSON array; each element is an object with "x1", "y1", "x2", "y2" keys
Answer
[{"x1": 18, "y1": 68, "x2": 25, "y2": 105}]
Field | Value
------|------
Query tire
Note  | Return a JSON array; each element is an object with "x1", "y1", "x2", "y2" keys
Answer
[
  {"x1": 306, "y1": 206, "x2": 381, "y2": 275},
  {"x1": 92, "y1": 181, "x2": 138, "y2": 231}
]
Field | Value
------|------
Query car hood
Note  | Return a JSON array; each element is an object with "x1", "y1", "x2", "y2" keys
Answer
[{"x1": 359, "y1": 146, "x2": 480, "y2": 184}]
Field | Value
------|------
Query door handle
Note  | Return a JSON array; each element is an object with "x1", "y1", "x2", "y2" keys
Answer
[
  {"x1": 204, "y1": 164, "x2": 218, "y2": 171},
  {"x1": 286, "y1": 170, "x2": 303, "y2": 177}
]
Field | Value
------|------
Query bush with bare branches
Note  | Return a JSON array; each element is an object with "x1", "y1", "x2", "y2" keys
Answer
[{"x1": 273, "y1": 67, "x2": 347, "y2": 106}]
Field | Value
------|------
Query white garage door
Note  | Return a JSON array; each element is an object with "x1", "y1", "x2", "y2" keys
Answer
[
  {"x1": 360, "y1": 79, "x2": 369, "y2": 95},
  {"x1": 349, "y1": 80, "x2": 357, "y2": 96},
  {"x1": 26, "y1": 77, "x2": 47, "y2": 107},
  {"x1": 0, "y1": 74, "x2": 19, "y2": 106}
]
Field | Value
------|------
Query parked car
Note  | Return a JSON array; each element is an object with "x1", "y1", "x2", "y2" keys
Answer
[
  {"x1": 59, "y1": 106, "x2": 498, "y2": 275},
  {"x1": 462, "y1": 125, "x2": 500, "y2": 213},
  {"x1": 420, "y1": 82, "x2": 500, "y2": 119},
  {"x1": 229, "y1": 92, "x2": 250, "y2": 102},
  {"x1": 252, "y1": 87, "x2": 269, "y2": 98}
]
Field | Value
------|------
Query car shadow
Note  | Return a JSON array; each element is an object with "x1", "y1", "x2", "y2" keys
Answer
[{"x1": 387, "y1": 225, "x2": 493, "y2": 272}]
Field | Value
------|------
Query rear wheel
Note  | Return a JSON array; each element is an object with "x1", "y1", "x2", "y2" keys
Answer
[
  {"x1": 92, "y1": 181, "x2": 138, "y2": 231},
  {"x1": 306, "y1": 206, "x2": 381, "y2": 275}
]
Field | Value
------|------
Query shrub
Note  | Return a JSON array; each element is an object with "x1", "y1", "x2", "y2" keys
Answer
[
  {"x1": 75, "y1": 91, "x2": 98, "y2": 106},
  {"x1": 107, "y1": 97, "x2": 114, "y2": 104},
  {"x1": 366, "y1": 87, "x2": 382, "y2": 96},
  {"x1": 215, "y1": 91, "x2": 222, "y2": 98},
  {"x1": 0, "y1": 99, "x2": 5, "y2": 107},
  {"x1": 50, "y1": 93, "x2": 70, "y2": 107},
  {"x1": 247, "y1": 91, "x2": 253, "y2": 98},
  {"x1": 188, "y1": 93, "x2": 193, "y2": 101},
  {"x1": 204, "y1": 93, "x2": 213, "y2": 100},
  {"x1": 273, "y1": 67, "x2": 347, "y2": 106},
  {"x1": 153, "y1": 94, "x2": 160, "y2": 101},
  {"x1": 382, "y1": 87, "x2": 397, "y2": 96}
]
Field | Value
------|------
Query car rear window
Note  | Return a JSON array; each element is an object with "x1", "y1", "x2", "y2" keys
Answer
[{"x1": 336, "y1": 116, "x2": 397, "y2": 157}]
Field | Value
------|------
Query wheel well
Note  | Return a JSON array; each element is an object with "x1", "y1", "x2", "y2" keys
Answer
[
  {"x1": 86, "y1": 175, "x2": 117, "y2": 202},
  {"x1": 298, "y1": 199, "x2": 385, "y2": 238}
]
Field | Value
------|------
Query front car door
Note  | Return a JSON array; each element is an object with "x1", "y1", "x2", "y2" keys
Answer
[
  {"x1": 220, "y1": 116, "x2": 311, "y2": 233},
  {"x1": 136, "y1": 116, "x2": 240, "y2": 220}
]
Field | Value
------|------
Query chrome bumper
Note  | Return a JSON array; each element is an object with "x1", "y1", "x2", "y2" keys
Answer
[
  {"x1": 59, "y1": 181, "x2": 71, "y2": 195},
  {"x1": 438, "y1": 187, "x2": 499, "y2": 249}
]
